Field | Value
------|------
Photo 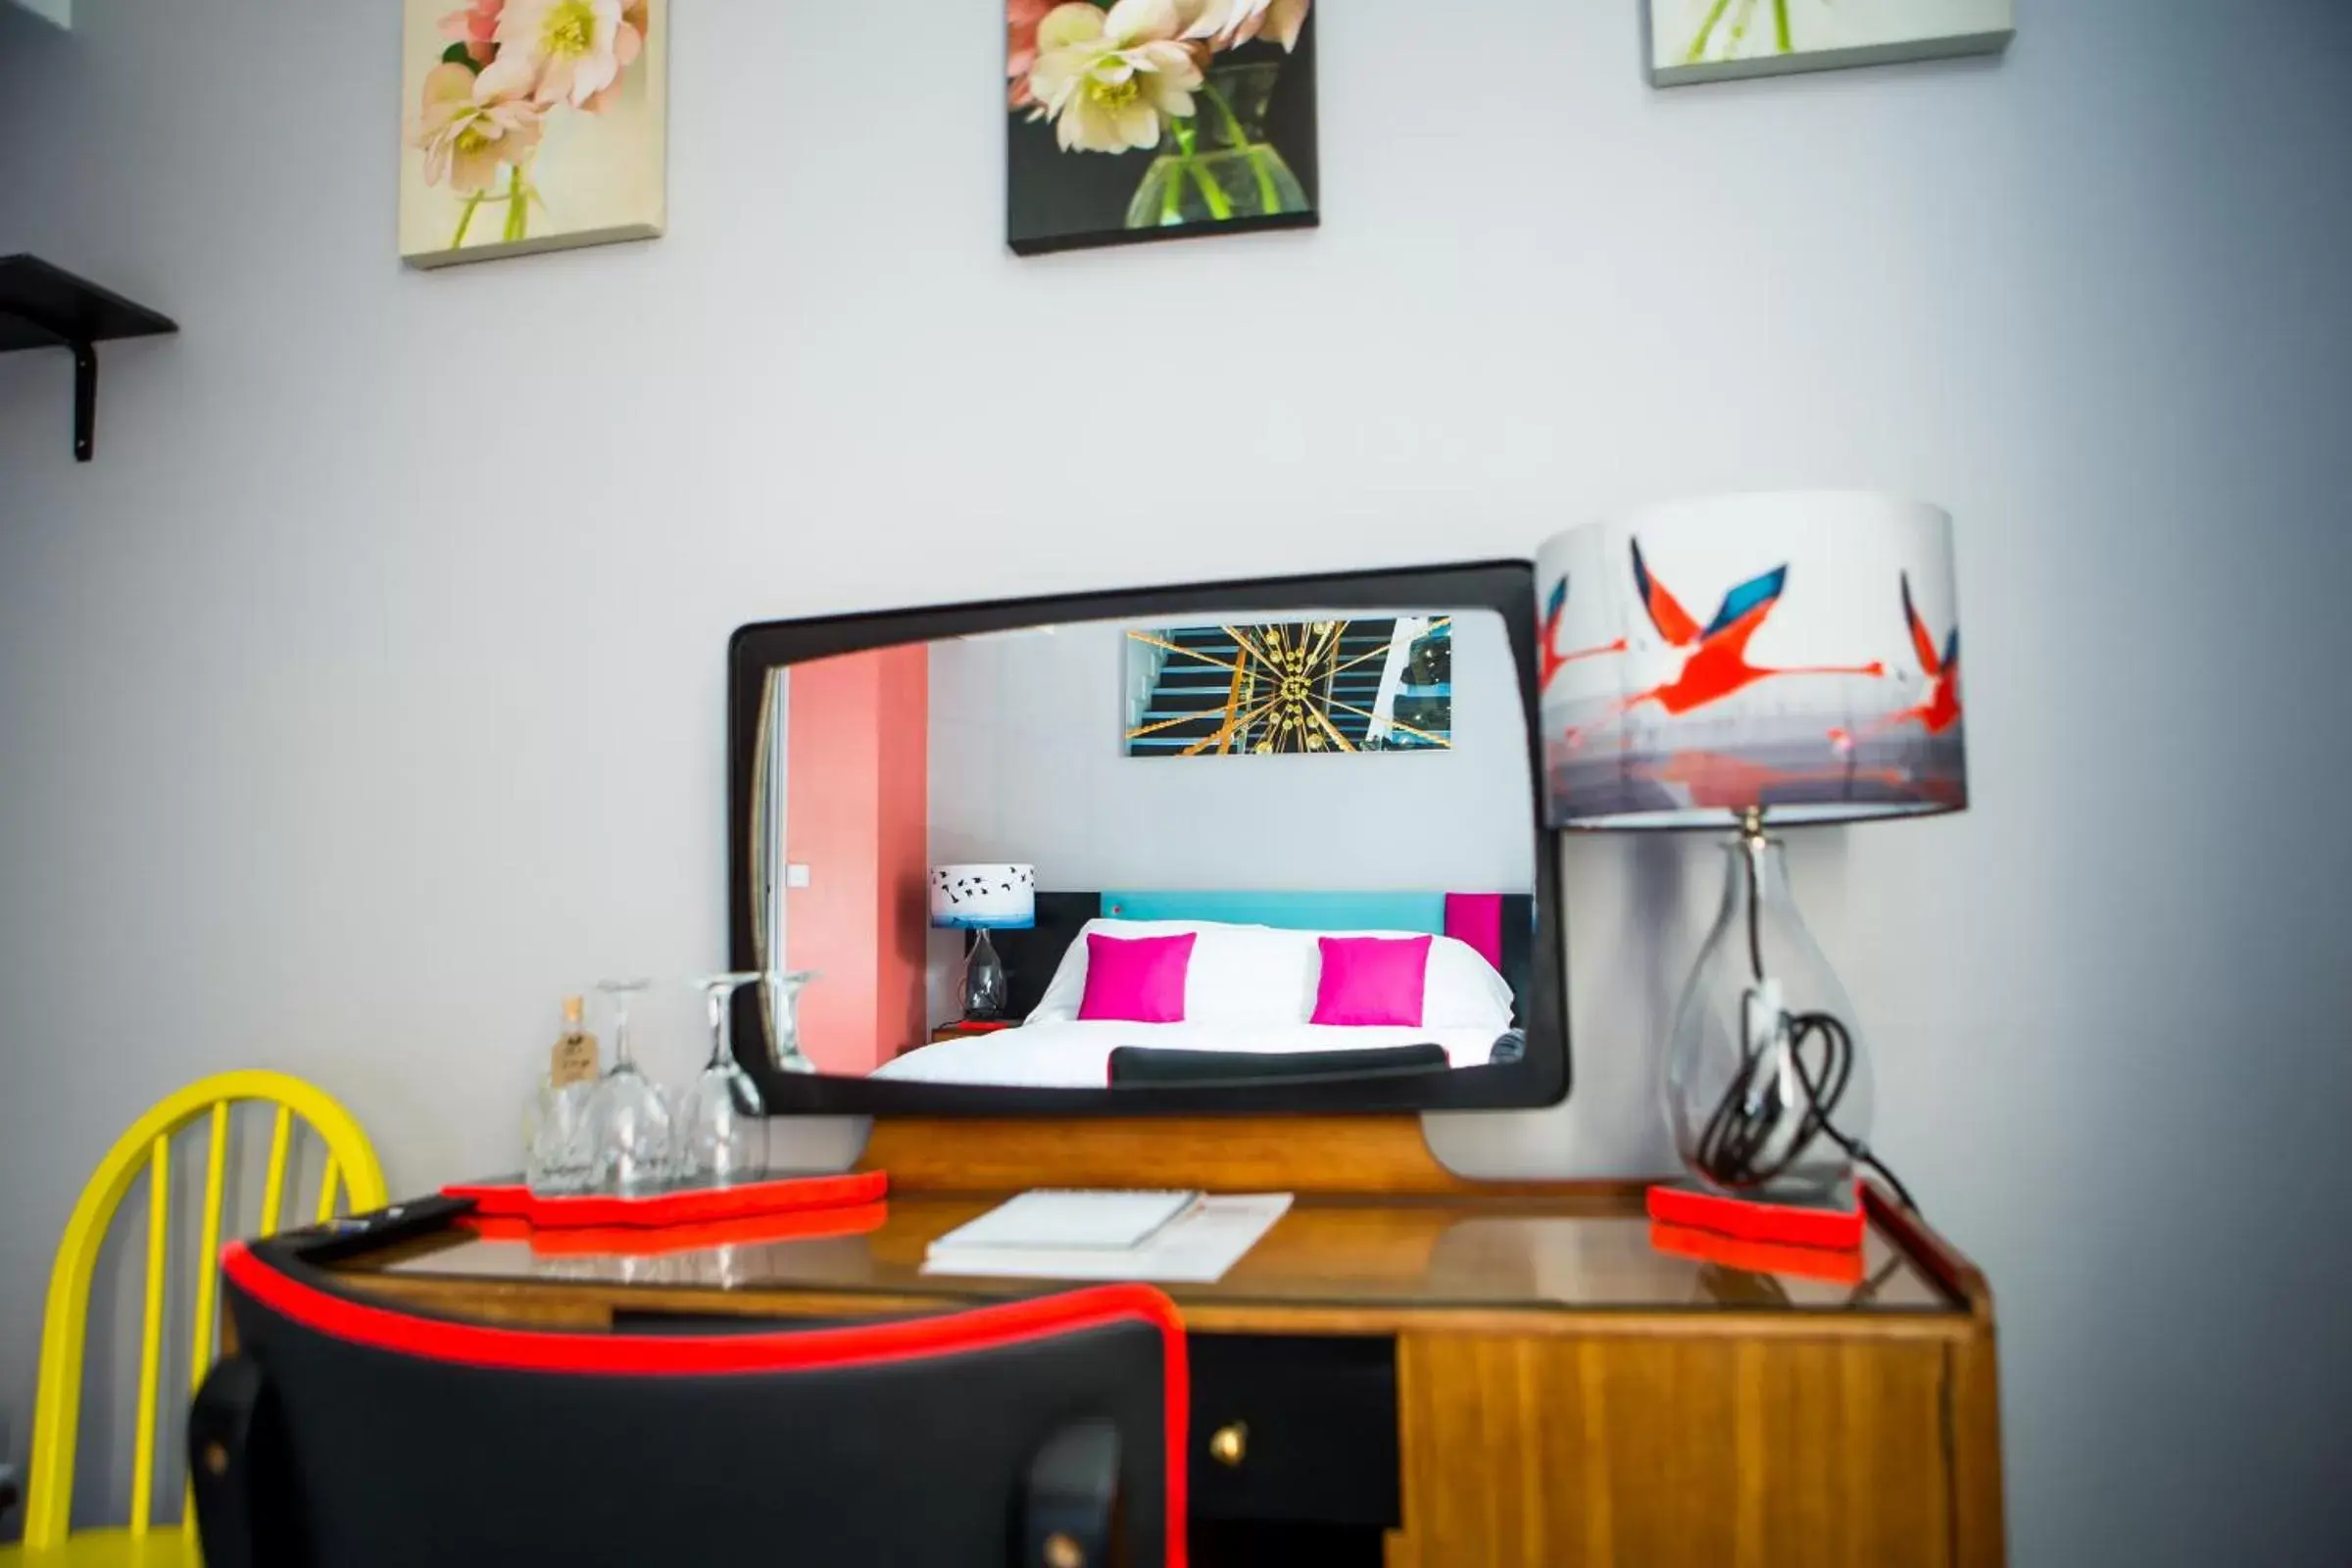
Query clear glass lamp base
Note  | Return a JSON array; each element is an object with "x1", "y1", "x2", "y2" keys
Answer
[
  {"x1": 1663, "y1": 813, "x2": 1876, "y2": 1205},
  {"x1": 962, "y1": 930, "x2": 1008, "y2": 1021}
]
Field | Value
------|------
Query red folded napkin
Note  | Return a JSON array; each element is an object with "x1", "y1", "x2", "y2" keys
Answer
[
  {"x1": 1646, "y1": 1220, "x2": 1868, "y2": 1285},
  {"x1": 1644, "y1": 1179, "x2": 1865, "y2": 1251},
  {"x1": 443, "y1": 1169, "x2": 888, "y2": 1230}
]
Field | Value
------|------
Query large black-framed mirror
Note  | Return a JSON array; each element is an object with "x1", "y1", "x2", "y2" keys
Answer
[{"x1": 726, "y1": 561, "x2": 1569, "y2": 1116}]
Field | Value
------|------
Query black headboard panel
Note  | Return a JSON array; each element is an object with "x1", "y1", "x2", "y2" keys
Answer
[
  {"x1": 1497, "y1": 893, "x2": 1535, "y2": 1028},
  {"x1": 968, "y1": 892, "x2": 1102, "y2": 1020}
]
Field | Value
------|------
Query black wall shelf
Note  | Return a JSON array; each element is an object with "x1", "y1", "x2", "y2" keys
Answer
[{"x1": 0, "y1": 255, "x2": 178, "y2": 463}]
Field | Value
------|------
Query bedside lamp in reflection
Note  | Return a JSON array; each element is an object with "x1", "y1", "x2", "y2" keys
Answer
[
  {"x1": 1538, "y1": 493, "x2": 1969, "y2": 1216},
  {"x1": 929, "y1": 864, "x2": 1036, "y2": 1023}
]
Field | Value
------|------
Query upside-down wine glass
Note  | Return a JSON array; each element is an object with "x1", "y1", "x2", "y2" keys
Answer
[
  {"x1": 762, "y1": 969, "x2": 819, "y2": 1076},
  {"x1": 676, "y1": 972, "x2": 767, "y2": 1186},
  {"x1": 589, "y1": 979, "x2": 671, "y2": 1194}
]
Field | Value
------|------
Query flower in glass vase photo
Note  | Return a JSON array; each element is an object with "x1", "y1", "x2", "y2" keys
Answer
[
  {"x1": 1647, "y1": 0, "x2": 2014, "y2": 86},
  {"x1": 1006, "y1": 0, "x2": 1320, "y2": 256},
  {"x1": 399, "y1": 0, "x2": 670, "y2": 270}
]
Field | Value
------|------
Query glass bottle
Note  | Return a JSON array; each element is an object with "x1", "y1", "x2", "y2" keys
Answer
[
  {"x1": 1662, "y1": 818, "x2": 1876, "y2": 1203},
  {"x1": 524, "y1": 996, "x2": 599, "y2": 1196}
]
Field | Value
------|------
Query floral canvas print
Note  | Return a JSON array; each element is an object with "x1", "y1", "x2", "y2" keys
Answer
[
  {"x1": 1007, "y1": 0, "x2": 1320, "y2": 256},
  {"x1": 400, "y1": 0, "x2": 667, "y2": 269},
  {"x1": 1648, "y1": 0, "x2": 2012, "y2": 86}
]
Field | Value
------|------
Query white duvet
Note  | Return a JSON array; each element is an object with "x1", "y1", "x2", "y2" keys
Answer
[{"x1": 873, "y1": 1019, "x2": 1507, "y2": 1088}]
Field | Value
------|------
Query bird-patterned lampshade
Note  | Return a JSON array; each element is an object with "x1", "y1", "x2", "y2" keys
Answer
[
  {"x1": 929, "y1": 864, "x2": 1037, "y2": 929},
  {"x1": 1538, "y1": 492, "x2": 1967, "y2": 830}
]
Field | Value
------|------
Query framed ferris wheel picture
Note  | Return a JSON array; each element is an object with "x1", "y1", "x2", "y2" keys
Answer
[{"x1": 1123, "y1": 618, "x2": 1454, "y2": 760}]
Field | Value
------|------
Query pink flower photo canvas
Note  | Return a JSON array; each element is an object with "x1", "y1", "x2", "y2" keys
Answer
[
  {"x1": 399, "y1": 0, "x2": 668, "y2": 269},
  {"x1": 1007, "y1": 0, "x2": 1321, "y2": 255}
]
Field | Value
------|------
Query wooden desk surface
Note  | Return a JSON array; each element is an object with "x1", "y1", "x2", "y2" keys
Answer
[{"x1": 341, "y1": 1190, "x2": 1965, "y2": 1339}]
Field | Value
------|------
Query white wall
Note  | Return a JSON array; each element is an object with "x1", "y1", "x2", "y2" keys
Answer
[
  {"x1": 925, "y1": 613, "x2": 1534, "y2": 889},
  {"x1": 4, "y1": 2, "x2": 2349, "y2": 1562}
]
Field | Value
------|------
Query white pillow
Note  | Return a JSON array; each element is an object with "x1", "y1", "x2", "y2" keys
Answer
[
  {"x1": 1026, "y1": 917, "x2": 1315, "y2": 1026},
  {"x1": 1311, "y1": 929, "x2": 1517, "y2": 1032}
]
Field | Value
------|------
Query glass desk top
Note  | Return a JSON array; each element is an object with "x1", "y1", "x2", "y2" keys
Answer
[{"x1": 352, "y1": 1192, "x2": 1958, "y2": 1317}]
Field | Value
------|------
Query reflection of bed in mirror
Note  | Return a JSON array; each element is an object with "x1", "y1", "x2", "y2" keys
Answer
[
  {"x1": 886, "y1": 890, "x2": 1536, "y2": 1088},
  {"x1": 726, "y1": 562, "x2": 1570, "y2": 1114}
]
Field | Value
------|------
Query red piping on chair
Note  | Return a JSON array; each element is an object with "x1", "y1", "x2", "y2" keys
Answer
[{"x1": 221, "y1": 1241, "x2": 1188, "y2": 1567}]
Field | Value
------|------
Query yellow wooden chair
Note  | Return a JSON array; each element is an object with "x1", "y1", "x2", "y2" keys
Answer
[{"x1": 2, "y1": 1071, "x2": 386, "y2": 1566}]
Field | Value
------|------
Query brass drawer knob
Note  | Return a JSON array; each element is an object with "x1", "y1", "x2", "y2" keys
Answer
[
  {"x1": 1042, "y1": 1532, "x2": 1085, "y2": 1568},
  {"x1": 1209, "y1": 1421, "x2": 1248, "y2": 1468}
]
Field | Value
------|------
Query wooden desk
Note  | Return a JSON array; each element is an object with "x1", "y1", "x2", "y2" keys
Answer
[{"x1": 329, "y1": 1180, "x2": 2002, "y2": 1567}]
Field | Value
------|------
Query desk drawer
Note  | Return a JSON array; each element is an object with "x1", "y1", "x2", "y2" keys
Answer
[{"x1": 1188, "y1": 1335, "x2": 1399, "y2": 1528}]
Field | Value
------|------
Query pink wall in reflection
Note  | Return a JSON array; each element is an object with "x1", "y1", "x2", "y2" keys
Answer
[{"x1": 784, "y1": 647, "x2": 928, "y2": 1074}]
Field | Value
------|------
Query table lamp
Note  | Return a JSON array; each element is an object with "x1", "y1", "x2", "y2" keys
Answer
[
  {"x1": 929, "y1": 864, "x2": 1037, "y2": 1022},
  {"x1": 1538, "y1": 492, "x2": 1967, "y2": 1215}
]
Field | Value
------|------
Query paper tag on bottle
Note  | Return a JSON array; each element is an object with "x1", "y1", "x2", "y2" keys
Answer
[{"x1": 550, "y1": 1033, "x2": 600, "y2": 1088}]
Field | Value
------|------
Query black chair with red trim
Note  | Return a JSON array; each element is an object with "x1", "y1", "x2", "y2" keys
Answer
[{"x1": 186, "y1": 1199, "x2": 1187, "y2": 1568}]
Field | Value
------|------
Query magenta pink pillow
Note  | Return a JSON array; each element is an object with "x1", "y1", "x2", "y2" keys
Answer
[
  {"x1": 1311, "y1": 935, "x2": 1433, "y2": 1027},
  {"x1": 1078, "y1": 932, "x2": 1197, "y2": 1023}
]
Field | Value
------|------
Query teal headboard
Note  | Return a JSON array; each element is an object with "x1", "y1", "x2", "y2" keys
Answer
[{"x1": 1098, "y1": 890, "x2": 1446, "y2": 932}]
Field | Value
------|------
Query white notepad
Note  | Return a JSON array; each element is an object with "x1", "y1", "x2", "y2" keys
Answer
[
  {"x1": 927, "y1": 1189, "x2": 1202, "y2": 1255},
  {"x1": 923, "y1": 1195, "x2": 1294, "y2": 1284}
]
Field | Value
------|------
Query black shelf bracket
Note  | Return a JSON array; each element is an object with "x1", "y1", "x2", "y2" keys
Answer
[
  {"x1": 72, "y1": 339, "x2": 96, "y2": 463},
  {"x1": 1, "y1": 254, "x2": 177, "y2": 466}
]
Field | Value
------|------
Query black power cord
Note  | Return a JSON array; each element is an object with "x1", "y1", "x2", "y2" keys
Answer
[{"x1": 1690, "y1": 828, "x2": 1920, "y2": 1214}]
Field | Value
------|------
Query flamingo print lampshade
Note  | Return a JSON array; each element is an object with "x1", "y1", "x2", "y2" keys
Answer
[{"x1": 1538, "y1": 492, "x2": 1967, "y2": 830}]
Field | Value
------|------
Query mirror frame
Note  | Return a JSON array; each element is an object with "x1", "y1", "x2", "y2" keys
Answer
[{"x1": 726, "y1": 560, "x2": 1570, "y2": 1116}]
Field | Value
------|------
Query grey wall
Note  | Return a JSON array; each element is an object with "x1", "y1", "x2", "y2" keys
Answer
[
  {"x1": 925, "y1": 613, "x2": 1535, "y2": 889},
  {"x1": 0, "y1": 0, "x2": 66, "y2": 28},
  {"x1": 4, "y1": 2, "x2": 2349, "y2": 1562}
]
